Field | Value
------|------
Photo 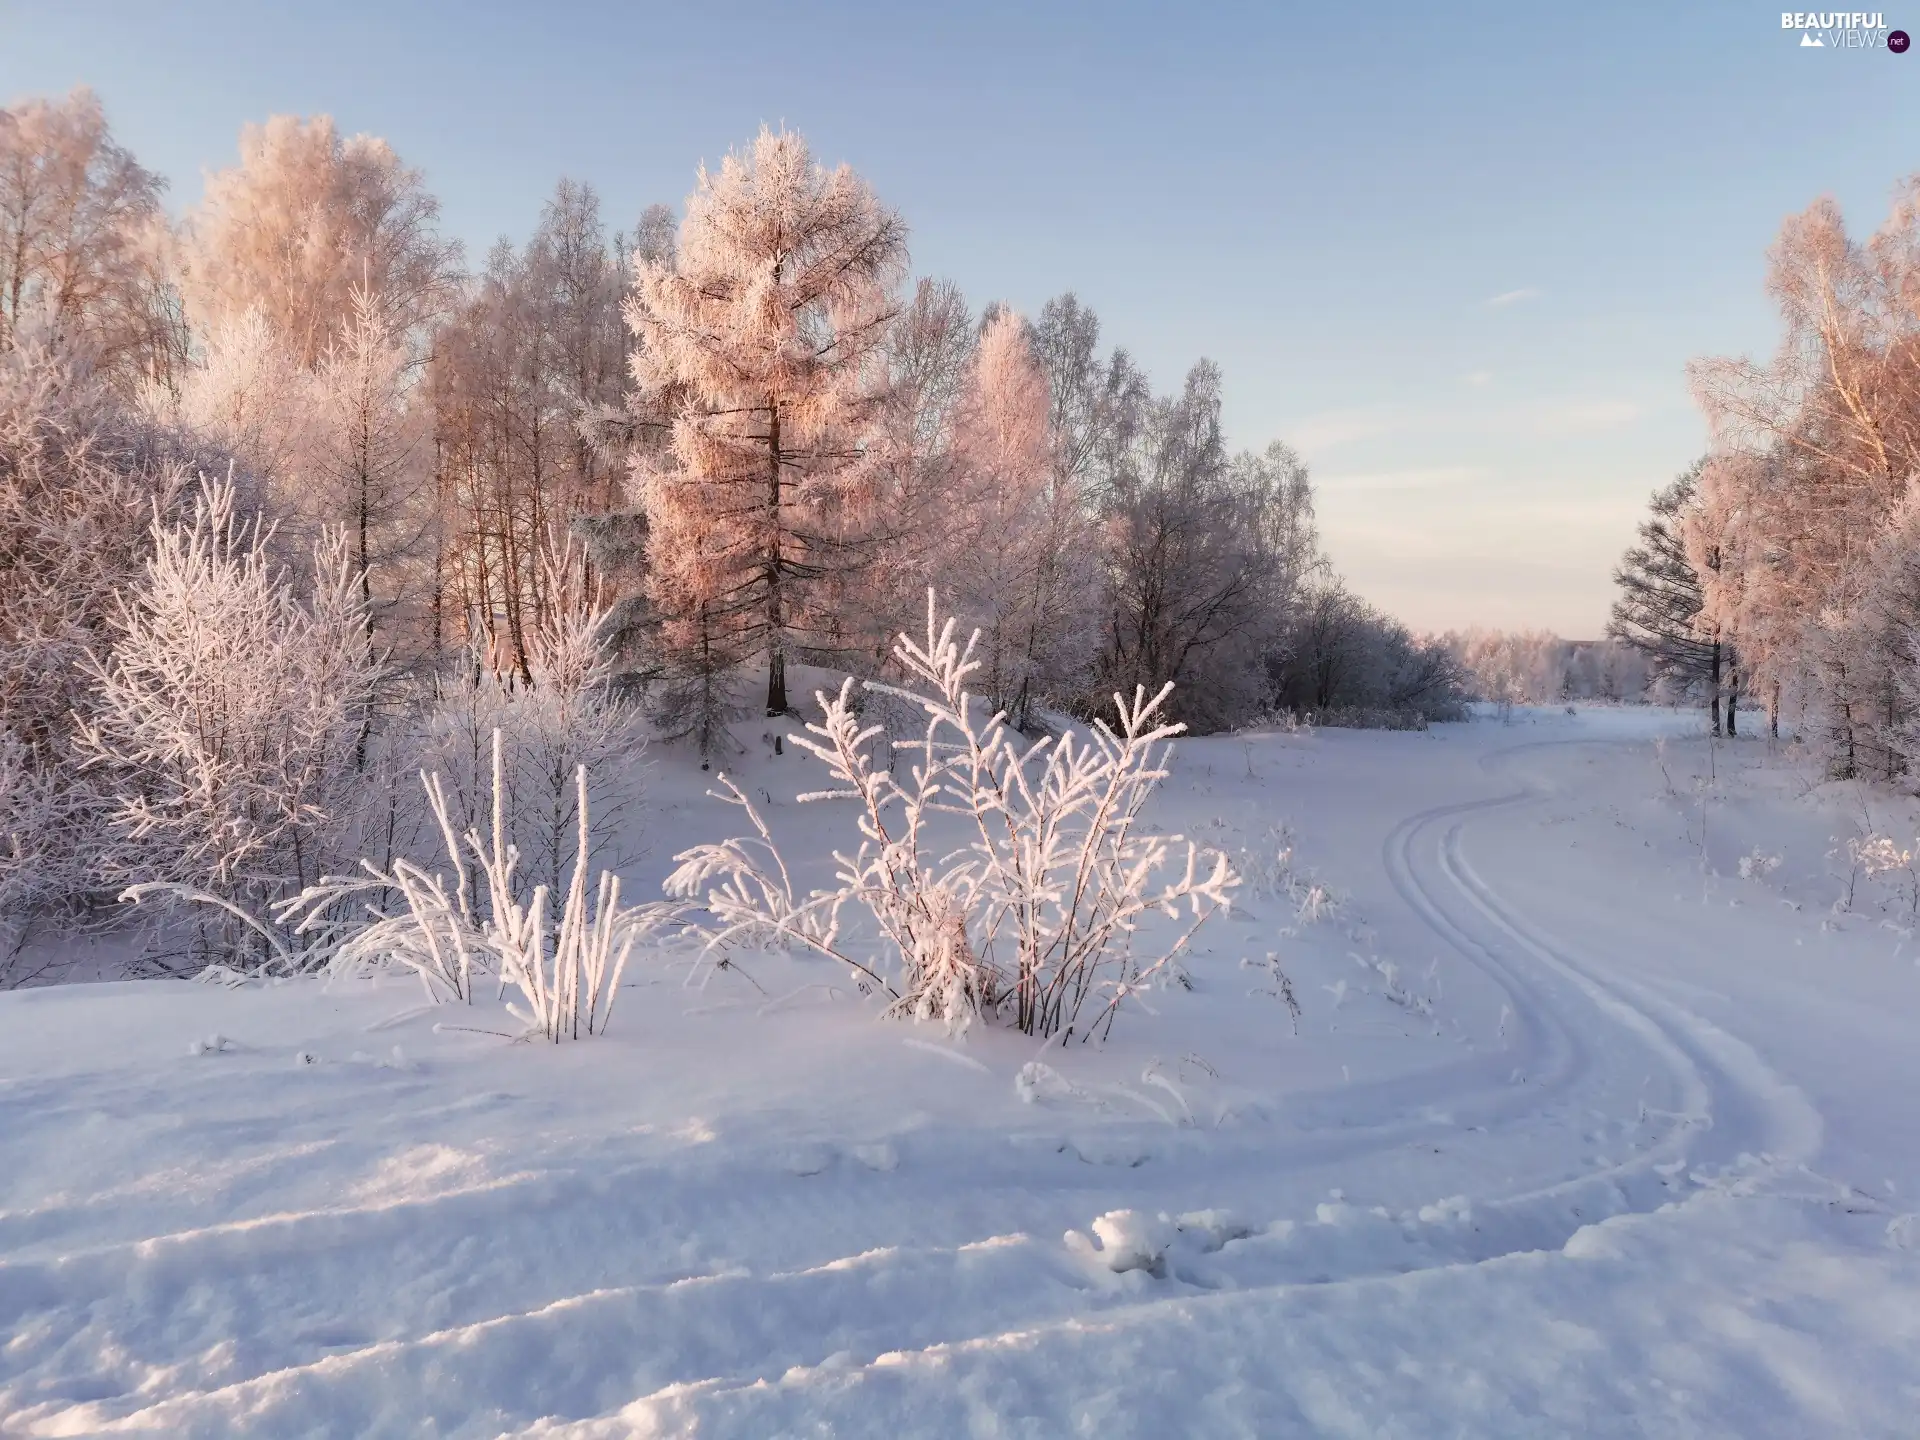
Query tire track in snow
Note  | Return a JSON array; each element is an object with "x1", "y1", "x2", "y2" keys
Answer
[
  {"x1": 1383, "y1": 740, "x2": 1821, "y2": 1228},
  {"x1": 3, "y1": 737, "x2": 1836, "y2": 1438}
]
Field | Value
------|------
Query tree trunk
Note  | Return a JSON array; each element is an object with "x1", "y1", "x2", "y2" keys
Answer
[
  {"x1": 1709, "y1": 634, "x2": 1723, "y2": 737},
  {"x1": 765, "y1": 402, "x2": 788, "y2": 716},
  {"x1": 1726, "y1": 653, "x2": 1737, "y2": 737},
  {"x1": 1770, "y1": 680, "x2": 1780, "y2": 740}
]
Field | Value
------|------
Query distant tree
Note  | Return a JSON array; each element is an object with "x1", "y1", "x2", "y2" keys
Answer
[
  {"x1": 1097, "y1": 364, "x2": 1312, "y2": 730},
  {"x1": 0, "y1": 88, "x2": 182, "y2": 390},
  {"x1": 181, "y1": 113, "x2": 459, "y2": 368},
  {"x1": 1608, "y1": 461, "x2": 1732, "y2": 733},
  {"x1": 943, "y1": 310, "x2": 1098, "y2": 725},
  {"x1": 625, "y1": 127, "x2": 908, "y2": 716}
]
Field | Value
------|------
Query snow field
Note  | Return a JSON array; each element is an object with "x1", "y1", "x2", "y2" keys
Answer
[{"x1": 2, "y1": 707, "x2": 1918, "y2": 1436}]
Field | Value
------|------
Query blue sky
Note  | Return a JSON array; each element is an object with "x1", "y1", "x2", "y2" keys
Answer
[{"x1": 4, "y1": 0, "x2": 1915, "y2": 634}]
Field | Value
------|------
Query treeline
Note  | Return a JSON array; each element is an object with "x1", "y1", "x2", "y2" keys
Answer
[
  {"x1": 1442, "y1": 632, "x2": 1654, "y2": 709},
  {"x1": 0, "y1": 89, "x2": 1466, "y2": 966},
  {"x1": 1610, "y1": 173, "x2": 1920, "y2": 774}
]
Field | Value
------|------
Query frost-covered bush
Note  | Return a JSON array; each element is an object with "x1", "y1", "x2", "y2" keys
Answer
[
  {"x1": 77, "y1": 475, "x2": 381, "y2": 965},
  {"x1": 0, "y1": 329, "x2": 242, "y2": 958},
  {"x1": 1307, "y1": 705, "x2": 1432, "y2": 732},
  {"x1": 0, "y1": 735, "x2": 94, "y2": 971},
  {"x1": 286, "y1": 730, "x2": 647, "y2": 1041},
  {"x1": 1849, "y1": 833, "x2": 1920, "y2": 920},
  {"x1": 667, "y1": 594, "x2": 1238, "y2": 1039},
  {"x1": 414, "y1": 554, "x2": 645, "y2": 907}
]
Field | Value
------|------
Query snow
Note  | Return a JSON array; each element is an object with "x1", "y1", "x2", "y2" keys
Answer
[{"x1": 3, "y1": 706, "x2": 1919, "y2": 1436}]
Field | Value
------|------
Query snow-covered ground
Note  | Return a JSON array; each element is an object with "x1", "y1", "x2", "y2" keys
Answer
[{"x1": 3, "y1": 707, "x2": 1919, "y2": 1437}]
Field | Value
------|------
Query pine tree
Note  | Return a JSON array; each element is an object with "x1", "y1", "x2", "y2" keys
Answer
[{"x1": 1609, "y1": 462, "x2": 1732, "y2": 733}]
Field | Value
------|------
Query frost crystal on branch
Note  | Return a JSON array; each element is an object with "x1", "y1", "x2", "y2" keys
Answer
[{"x1": 667, "y1": 591, "x2": 1238, "y2": 1039}]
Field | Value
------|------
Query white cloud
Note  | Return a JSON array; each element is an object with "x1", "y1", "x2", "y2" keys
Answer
[
  {"x1": 1486, "y1": 287, "x2": 1541, "y2": 308},
  {"x1": 1318, "y1": 465, "x2": 1488, "y2": 493}
]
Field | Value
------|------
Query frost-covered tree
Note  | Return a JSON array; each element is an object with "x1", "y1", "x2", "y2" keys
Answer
[
  {"x1": 1098, "y1": 365, "x2": 1314, "y2": 731},
  {"x1": 0, "y1": 88, "x2": 182, "y2": 390},
  {"x1": 1032, "y1": 293, "x2": 1149, "y2": 500},
  {"x1": 1689, "y1": 178, "x2": 1920, "y2": 773},
  {"x1": 1023, "y1": 295, "x2": 1321, "y2": 732},
  {"x1": 77, "y1": 475, "x2": 381, "y2": 964},
  {"x1": 943, "y1": 310, "x2": 1098, "y2": 726},
  {"x1": 312, "y1": 285, "x2": 428, "y2": 656},
  {"x1": 181, "y1": 113, "x2": 459, "y2": 368},
  {"x1": 162, "y1": 285, "x2": 429, "y2": 664},
  {"x1": 823, "y1": 276, "x2": 976, "y2": 664},
  {"x1": 0, "y1": 328, "x2": 238, "y2": 958},
  {"x1": 1609, "y1": 461, "x2": 1734, "y2": 732},
  {"x1": 168, "y1": 308, "x2": 317, "y2": 493},
  {"x1": 626, "y1": 127, "x2": 908, "y2": 716},
  {"x1": 1266, "y1": 583, "x2": 1467, "y2": 726},
  {"x1": 429, "y1": 182, "x2": 636, "y2": 679}
]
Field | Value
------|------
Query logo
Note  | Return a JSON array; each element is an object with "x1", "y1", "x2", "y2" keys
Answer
[{"x1": 1781, "y1": 11, "x2": 1899, "y2": 47}]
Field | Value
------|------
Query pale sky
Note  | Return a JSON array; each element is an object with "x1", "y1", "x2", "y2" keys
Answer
[{"x1": 4, "y1": 0, "x2": 1915, "y2": 636}]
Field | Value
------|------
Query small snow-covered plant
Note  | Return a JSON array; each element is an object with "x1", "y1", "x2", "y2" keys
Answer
[
  {"x1": 1240, "y1": 950, "x2": 1301, "y2": 1031},
  {"x1": 286, "y1": 730, "x2": 647, "y2": 1040},
  {"x1": 1236, "y1": 821, "x2": 1297, "y2": 903},
  {"x1": 1295, "y1": 883, "x2": 1336, "y2": 925},
  {"x1": 1738, "y1": 847, "x2": 1782, "y2": 881},
  {"x1": 666, "y1": 592, "x2": 1238, "y2": 1040},
  {"x1": 79, "y1": 474, "x2": 380, "y2": 966},
  {"x1": 1850, "y1": 834, "x2": 1920, "y2": 920}
]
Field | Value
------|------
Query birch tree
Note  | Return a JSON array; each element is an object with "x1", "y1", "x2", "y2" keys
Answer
[
  {"x1": 0, "y1": 88, "x2": 181, "y2": 390},
  {"x1": 945, "y1": 309, "x2": 1097, "y2": 725},
  {"x1": 181, "y1": 113, "x2": 459, "y2": 367}
]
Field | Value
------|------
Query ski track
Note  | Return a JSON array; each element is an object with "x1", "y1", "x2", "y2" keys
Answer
[{"x1": 0, "y1": 737, "x2": 1860, "y2": 1436}]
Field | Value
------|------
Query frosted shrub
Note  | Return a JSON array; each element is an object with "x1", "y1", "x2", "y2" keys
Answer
[
  {"x1": 286, "y1": 730, "x2": 646, "y2": 1040},
  {"x1": 0, "y1": 734, "x2": 85, "y2": 962},
  {"x1": 666, "y1": 593, "x2": 1238, "y2": 1040},
  {"x1": 0, "y1": 329, "x2": 237, "y2": 955},
  {"x1": 1849, "y1": 833, "x2": 1920, "y2": 920},
  {"x1": 417, "y1": 560, "x2": 645, "y2": 909},
  {"x1": 79, "y1": 474, "x2": 380, "y2": 966}
]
